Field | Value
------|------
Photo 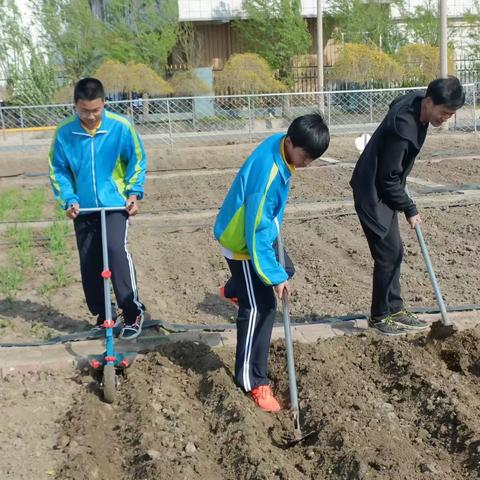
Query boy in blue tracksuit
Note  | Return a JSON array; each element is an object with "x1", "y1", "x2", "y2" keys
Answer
[
  {"x1": 214, "y1": 114, "x2": 330, "y2": 412},
  {"x1": 49, "y1": 78, "x2": 147, "y2": 340}
]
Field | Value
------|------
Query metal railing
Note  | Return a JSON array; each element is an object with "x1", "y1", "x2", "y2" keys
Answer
[{"x1": 0, "y1": 84, "x2": 477, "y2": 152}]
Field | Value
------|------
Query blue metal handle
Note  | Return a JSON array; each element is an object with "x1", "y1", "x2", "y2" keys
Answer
[
  {"x1": 79, "y1": 207, "x2": 125, "y2": 364},
  {"x1": 405, "y1": 186, "x2": 452, "y2": 327},
  {"x1": 414, "y1": 223, "x2": 452, "y2": 326},
  {"x1": 277, "y1": 233, "x2": 300, "y2": 418}
]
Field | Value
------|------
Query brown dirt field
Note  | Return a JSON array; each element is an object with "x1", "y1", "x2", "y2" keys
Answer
[
  {"x1": 1, "y1": 132, "x2": 480, "y2": 479},
  {"x1": 56, "y1": 329, "x2": 480, "y2": 480}
]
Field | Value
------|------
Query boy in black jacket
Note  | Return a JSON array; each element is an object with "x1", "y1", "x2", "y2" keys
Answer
[{"x1": 350, "y1": 77, "x2": 465, "y2": 335}]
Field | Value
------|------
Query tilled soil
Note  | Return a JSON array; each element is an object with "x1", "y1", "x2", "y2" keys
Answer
[
  {"x1": 2, "y1": 133, "x2": 480, "y2": 479},
  {"x1": 55, "y1": 328, "x2": 480, "y2": 480}
]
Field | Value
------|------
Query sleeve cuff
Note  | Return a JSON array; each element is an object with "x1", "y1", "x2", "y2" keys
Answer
[
  {"x1": 64, "y1": 197, "x2": 79, "y2": 209},
  {"x1": 404, "y1": 203, "x2": 418, "y2": 218},
  {"x1": 127, "y1": 190, "x2": 143, "y2": 200}
]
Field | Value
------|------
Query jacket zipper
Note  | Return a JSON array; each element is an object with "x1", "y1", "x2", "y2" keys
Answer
[{"x1": 91, "y1": 135, "x2": 99, "y2": 207}]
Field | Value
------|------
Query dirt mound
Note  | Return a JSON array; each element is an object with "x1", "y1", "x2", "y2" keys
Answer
[{"x1": 56, "y1": 327, "x2": 480, "y2": 480}]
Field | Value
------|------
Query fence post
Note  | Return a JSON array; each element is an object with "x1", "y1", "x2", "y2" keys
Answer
[
  {"x1": 0, "y1": 106, "x2": 6, "y2": 141},
  {"x1": 166, "y1": 98, "x2": 173, "y2": 145},
  {"x1": 327, "y1": 92, "x2": 331, "y2": 127},
  {"x1": 474, "y1": 83, "x2": 477, "y2": 133},
  {"x1": 20, "y1": 107, "x2": 25, "y2": 146},
  {"x1": 130, "y1": 98, "x2": 135, "y2": 125},
  {"x1": 248, "y1": 95, "x2": 253, "y2": 143},
  {"x1": 369, "y1": 91, "x2": 373, "y2": 123}
]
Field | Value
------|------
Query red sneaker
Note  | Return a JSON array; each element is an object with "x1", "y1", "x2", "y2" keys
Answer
[
  {"x1": 219, "y1": 286, "x2": 239, "y2": 307},
  {"x1": 250, "y1": 385, "x2": 281, "y2": 412}
]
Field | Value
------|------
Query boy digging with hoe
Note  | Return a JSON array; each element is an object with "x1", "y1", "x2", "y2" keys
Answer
[
  {"x1": 214, "y1": 114, "x2": 330, "y2": 411},
  {"x1": 350, "y1": 76, "x2": 465, "y2": 336}
]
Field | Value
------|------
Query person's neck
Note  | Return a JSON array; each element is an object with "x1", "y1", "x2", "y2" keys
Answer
[
  {"x1": 419, "y1": 99, "x2": 429, "y2": 125},
  {"x1": 282, "y1": 137, "x2": 293, "y2": 165},
  {"x1": 81, "y1": 120, "x2": 101, "y2": 131}
]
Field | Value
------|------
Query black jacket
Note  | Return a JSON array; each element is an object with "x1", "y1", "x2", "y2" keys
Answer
[{"x1": 350, "y1": 91, "x2": 428, "y2": 238}]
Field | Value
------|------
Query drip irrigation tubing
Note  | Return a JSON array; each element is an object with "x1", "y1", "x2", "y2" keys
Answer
[{"x1": 1, "y1": 304, "x2": 480, "y2": 348}]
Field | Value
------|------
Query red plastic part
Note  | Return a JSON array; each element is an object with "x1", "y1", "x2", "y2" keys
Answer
[
  {"x1": 103, "y1": 319, "x2": 115, "y2": 329},
  {"x1": 104, "y1": 356, "x2": 116, "y2": 363},
  {"x1": 101, "y1": 270, "x2": 112, "y2": 279},
  {"x1": 90, "y1": 359, "x2": 101, "y2": 369},
  {"x1": 120, "y1": 359, "x2": 129, "y2": 368}
]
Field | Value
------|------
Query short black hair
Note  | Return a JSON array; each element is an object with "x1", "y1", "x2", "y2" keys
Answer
[
  {"x1": 426, "y1": 76, "x2": 465, "y2": 109},
  {"x1": 286, "y1": 113, "x2": 330, "y2": 159},
  {"x1": 74, "y1": 78, "x2": 105, "y2": 103}
]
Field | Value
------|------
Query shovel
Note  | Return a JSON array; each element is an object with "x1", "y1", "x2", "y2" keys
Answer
[
  {"x1": 406, "y1": 187, "x2": 457, "y2": 339},
  {"x1": 277, "y1": 233, "x2": 316, "y2": 445}
]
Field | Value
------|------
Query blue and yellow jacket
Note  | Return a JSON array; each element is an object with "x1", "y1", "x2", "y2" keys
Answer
[
  {"x1": 214, "y1": 133, "x2": 294, "y2": 286},
  {"x1": 49, "y1": 109, "x2": 147, "y2": 209}
]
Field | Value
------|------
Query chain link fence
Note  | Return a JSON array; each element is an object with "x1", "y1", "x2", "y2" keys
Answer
[{"x1": 0, "y1": 84, "x2": 477, "y2": 152}]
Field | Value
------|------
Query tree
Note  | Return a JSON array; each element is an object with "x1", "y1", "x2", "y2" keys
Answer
[
  {"x1": 233, "y1": 0, "x2": 311, "y2": 83},
  {"x1": 465, "y1": 1, "x2": 480, "y2": 57},
  {"x1": 32, "y1": 0, "x2": 105, "y2": 82},
  {"x1": 396, "y1": 44, "x2": 456, "y2": 86},
  {"x1": 328, "y1": 43, "x2": 403, "y2": 85},
  {"x1": 215, "y1": 53, "x2": 287, "y2": 94},
  {"x1": 0, "y1": 0, "x2": 24, "y2": 82},
  {"x1": 171, "y1": 22, "x2": 204, "y2": 67},
  {"x1": 328, "y1": 0, "x2": 404, "y2": 54},
  {"x1": 169, "y1": 71, "x2": 211, "y2": 96},
  {"x1": 101, "y1": 0, "x2": 178, "y2": 72},
  {"x1": 0, "y1": 0, "x2": 57, "y2": 105},
  {"x1": 93, "y1": 60, "x2": 173, "y2": 98},
  {"x1": 401, "y1": 0, "x2": 441, "y2": 46}
]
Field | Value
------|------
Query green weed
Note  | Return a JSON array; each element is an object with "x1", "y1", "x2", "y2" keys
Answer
[
  {"x1": 0, "y1": 188, "x2": 21, "y2": 221},
  {"x1": 0, "y1": 266, "x2": 24, "y2": 298},
  {"x1": 18, "y1": 187, "x2": 48, "y2": 222}
]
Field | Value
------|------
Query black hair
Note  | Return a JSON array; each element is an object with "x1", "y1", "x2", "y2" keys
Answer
[
  {"x1": 426, "y1": 76, "x2": 465, "y2": 109},
  {"x1": 286, "y1": 113, "x2": 330, "y2": 159},
  {"x1": 74, "y1": 78, "x2": 105, "y2": 103}
]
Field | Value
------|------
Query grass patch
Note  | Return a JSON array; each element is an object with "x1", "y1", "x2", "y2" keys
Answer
[
  {"x1": 8, "y1": 226, "x2": 35, "y2": 270},
  {"x1": 0, "y1": 186, "x2": 48, "y2": 222},
  {"x1": 0, "y1": 266, "x2": 24, "y2": 298},
  {"x1": 0, "y1": 225, "x2": 35, "y2": 298},
  {"x1": 30, "y1": 321, "x2": 56, "y2": 340},
  {"x1": 44, "y1": 204, "x2": 72, "y2": 291},
  {"x1": 0, "y1": 188, "x2": 21, "y2": 221},
  {"x1": 0, "y1": 318, "x2": 13, "y2": 329},
  {"x1": 18, "y1": 187, "x2": 48, "y2": 222}
]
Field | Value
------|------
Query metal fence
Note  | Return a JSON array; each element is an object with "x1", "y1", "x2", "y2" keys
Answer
[{"x1": 0, "y1": 84, "x2": 477, "y2": 152}]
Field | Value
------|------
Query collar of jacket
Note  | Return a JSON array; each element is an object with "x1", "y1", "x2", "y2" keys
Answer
[
  {"x1": 387, "y1": 91, "x2": 427, "y2": 150},
  {"x1": 72, "y1": 109, "x2": 109, "y2": 136},
  {"x1": 273, "y1": 135, "x2": 292, "y2": 184}
]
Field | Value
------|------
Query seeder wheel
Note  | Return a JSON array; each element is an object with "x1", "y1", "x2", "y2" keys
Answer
[{"x1": 102, "y1": 364, "x2": 116, "y2": 404}]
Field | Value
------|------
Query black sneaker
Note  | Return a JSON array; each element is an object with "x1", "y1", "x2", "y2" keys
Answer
[
  {"x1": 390, "y1": 310, "x2": 429, "y2": 330},
  {"x1": 119, "y1": 313, "x2": 145, "y2": 340},
  {"x1": 368, "y1": 316, "x2": 408, "y2": 336}
]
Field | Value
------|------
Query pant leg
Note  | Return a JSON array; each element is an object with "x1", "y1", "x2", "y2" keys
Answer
[
  {"x1": 223, "y1": 276, "x2": 237, "y2": 299},
  {"x1": 106, "y1": 212, "x2": 145, "y2": 323},
  {"x1": 388, "y1": 261, "x2": 403, "y2": 314},
  {"x1": 74, "y1": 213, "x2": 105, "y2": 318},
  {"x1": 360, "y1": 213, "x2": 404, "y2": 319},
  {"x1": 226, "y1": 258, "x2": 276, "y2": 392}
]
